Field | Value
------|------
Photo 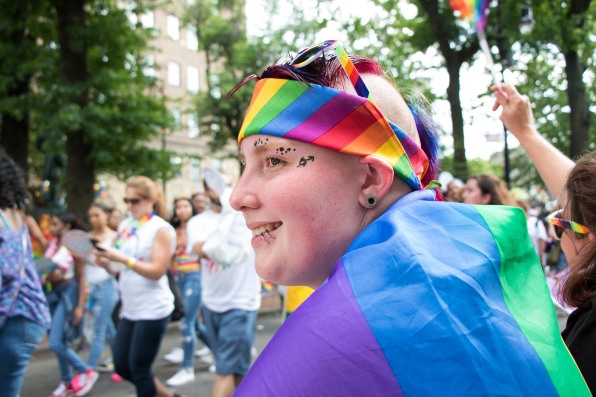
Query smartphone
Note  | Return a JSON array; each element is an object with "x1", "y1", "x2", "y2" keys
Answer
[{"x1": 90, "y1": 238, "x2": 106, "y2": 251}]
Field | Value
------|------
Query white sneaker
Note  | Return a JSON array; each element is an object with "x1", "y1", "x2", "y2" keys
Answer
[
  {"x1": 49, "y1": 381, "x2": 75, "y2": 397},
  {"x1": 164, "y1": 347, "x2": 184, "y2": 364},
  {"x1": 166, "y1": 367, "x2": 195, "y2": 387},
  {"x1": 251, "y1": 346, "x2": 258, "y2": 360},
  {"x1": 198, "y1": 353, "x2": 214, "y2": 365},
  {"x1": 194, "y1": 346, "x2": 211, "y2": 357}
]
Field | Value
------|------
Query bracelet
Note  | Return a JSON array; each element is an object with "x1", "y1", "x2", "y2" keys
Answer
[{"x1": 126, "y1": 257, "x2": 137, "y2": 268}]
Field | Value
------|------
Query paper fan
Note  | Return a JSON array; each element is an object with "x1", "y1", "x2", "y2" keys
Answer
[{"x1": 62, "y1": 230, "x2": 95, "y2": 257}]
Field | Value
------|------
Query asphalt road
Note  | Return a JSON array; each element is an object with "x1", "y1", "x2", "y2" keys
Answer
[{"x1": 21, "y1": 312, "x2": 284, "y2": 397}]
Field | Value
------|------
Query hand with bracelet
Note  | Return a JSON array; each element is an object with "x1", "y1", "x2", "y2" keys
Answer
[{"x1": 94, "y1": 227, "x2": 172, "y2": 281}]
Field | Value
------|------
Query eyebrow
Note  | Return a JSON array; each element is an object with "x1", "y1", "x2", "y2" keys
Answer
[{"x1": 238, "y1": 140, "x2": 297, "y2": 161}]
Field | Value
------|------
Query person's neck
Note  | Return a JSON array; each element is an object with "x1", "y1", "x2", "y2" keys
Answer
[
  {"x1": 91, "y1": 225, "x2": 113, "y2": 237},
  {"x1": 134, "y1": 211, "x2": 153, "y2": 221}
]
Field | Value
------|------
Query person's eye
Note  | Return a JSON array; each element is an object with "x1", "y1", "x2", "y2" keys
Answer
[{"x1": 265, "y1": 157, "x2": 283, "y2": 167}]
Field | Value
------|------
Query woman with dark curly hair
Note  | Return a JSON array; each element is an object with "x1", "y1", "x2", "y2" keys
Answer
[
  {"x1": 462, "y1": 173, "x2": 519, "y2": 206},
  {"x1": 0, "y1": 147, "x2": 51, "y2": 396},
  {"x1": 493, "y1": 83, "x2": 596, "y2": 393}
]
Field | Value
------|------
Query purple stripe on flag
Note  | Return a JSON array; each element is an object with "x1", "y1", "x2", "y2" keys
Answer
[
  {"x1": 284, "y1": 92, "x2": 365, "y2": 142},
  {"x1": 234, "y1": 260, "x2": 403, "y2": 396}
]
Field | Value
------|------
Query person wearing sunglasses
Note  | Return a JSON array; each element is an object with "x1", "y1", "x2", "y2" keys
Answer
[
  {"x1": 493, "y1": 83, "x2": 596, "y2": 393},
  {"x1": 93, "y1": 176, "x2": 182, "y2": 397},
  {"x1": 228, "y1": 40, "x2": 588, "y2": 395}
]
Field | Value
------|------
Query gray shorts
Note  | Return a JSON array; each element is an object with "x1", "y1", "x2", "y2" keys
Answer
[{"x1": 203, "y1": 307, "x2": 258, "y2": 376}]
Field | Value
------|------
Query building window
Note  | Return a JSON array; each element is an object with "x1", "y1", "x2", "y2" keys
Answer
[
  {"x1": 170, "y1": 155, "x2": 182, "y2": 177},
  {"x1": 143, "y1": 54, "x2": 156, "y2": 78},
  {"x1": 187, "y1": 66, "x2": 199, "y2": 94},
  {"x1": 188, "y1": 113, "x2": 199, "y2": 138},
  {"x1": 168, "y1": 61, "x2": 180, "y2": 86},
  {"x1": 186, "y1": 26, "x2": 198, "y2": 51},
  {"x1": 212, "y1": 158, "x2": 222, "y2": 171},
  {"x1": 170, "y1": 107, "x2": 181, "y2": 130},
  {"x1": 190, "y1": 158, "x2": 201, "y2": 182},
  {"x1": 140, "y1": 11, "x2": 154, "y2": 28},
  {"x1": 123, "y1": 0, "x2": 137, "y2": 25},
  {"x1": 167, "y1": 15, "x2": 180, "y2": 41},
  {"x1": 209, "y1": 74, "x2": 221, "y2": 99}
]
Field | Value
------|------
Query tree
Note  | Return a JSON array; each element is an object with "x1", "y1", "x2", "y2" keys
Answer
[
  {"x1": 517, "y1": 0, "x2": 595, "y2": 159},
  {"x1": 183, "y1": 0, "x2": 325, "y2": 150},
  {"x1": 0, "y1": 1, "x2": 54, "y2": 177},
  {"x1": 27, "y1": 0, "x2": 178, "y2": 214},
  {"x1": 338, "y1": 0, "x2": 482, "y2": 179}
]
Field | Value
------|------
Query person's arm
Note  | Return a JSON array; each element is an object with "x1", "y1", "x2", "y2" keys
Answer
[
  {"x1": 24, "y1": 214, "x2": 49, "y2": 252},
  {"x1": 72, "y1": 257, "x2": 86, "y2": 325},
  {"x1": 96, "y1": 227, "x2": 173, "y2": 281},
  {"x1": 491, "y1": 83, "x2": 575, "y2": 201},
  {"x1": 202, "y1": 212, "x2": 252, "y2": 265}
]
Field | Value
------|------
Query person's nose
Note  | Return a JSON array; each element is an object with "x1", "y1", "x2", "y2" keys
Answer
[{"x1": 230, "y1": 169, "x2": 259, "y2": 212}]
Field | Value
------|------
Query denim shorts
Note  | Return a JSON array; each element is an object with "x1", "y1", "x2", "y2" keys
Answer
[{"x1": 203, "y1": 308, "x2": 257, "y2": 376}]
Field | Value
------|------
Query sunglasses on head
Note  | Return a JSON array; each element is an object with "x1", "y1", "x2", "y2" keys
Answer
[
  {"x1": 547, "y1": 209, "x2": 591, "y2": 239},
  {"x1": 288, "y1": 40, "x2": 376, "y2": 105},
  {"x1": 123, "y1": 198, "x2": 142, "y2": 205}
]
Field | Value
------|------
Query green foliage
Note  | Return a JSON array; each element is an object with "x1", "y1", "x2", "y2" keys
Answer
[
  {"x1": 183, "y1": 0, "x2": 325, "y2": 151},
  {"x1": 8, "y1": 1, "x2": 178, "y2": 192}
]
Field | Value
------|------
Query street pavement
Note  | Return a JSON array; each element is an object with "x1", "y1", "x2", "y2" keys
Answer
[{"x1": 21, "y1": 312, "x2": 284, "y2": 397}]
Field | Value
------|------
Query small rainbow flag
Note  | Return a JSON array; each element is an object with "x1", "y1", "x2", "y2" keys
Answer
[
  {"x1": 234, "y1": 194, "x2": 589, "y2": 396},
  {"x1": 450, "y1": 0, "x2": 490, "y2": 31}
]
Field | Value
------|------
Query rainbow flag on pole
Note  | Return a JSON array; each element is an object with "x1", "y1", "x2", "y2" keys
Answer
[{"x1": 235, "y1": 191, "x2": 589, "y2": 396}]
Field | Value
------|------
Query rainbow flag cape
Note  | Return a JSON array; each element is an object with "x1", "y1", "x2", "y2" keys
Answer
[{"x1": 235, "y1": 191, "x2": 589, "y2": 396}]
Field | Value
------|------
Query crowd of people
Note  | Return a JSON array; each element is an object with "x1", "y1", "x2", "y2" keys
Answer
[
  {"x1": 1, "y1": 38, "x2": 595, "y2": 397},
  {"x1": 0, "y1": 153, "x2": 259, "y2": 397}
]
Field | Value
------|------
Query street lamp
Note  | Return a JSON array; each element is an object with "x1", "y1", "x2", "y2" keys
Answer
[{"x1": 496, "y1": 0, "x2": 534, "y2": 189}]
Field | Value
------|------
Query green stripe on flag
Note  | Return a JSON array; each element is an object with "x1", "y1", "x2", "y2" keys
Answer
[
  {"x1": 476, "y1": 205, "x2": 590, "y2": 396},
  {"x1": 243, "y1": 81, "x2": 306, "y2": 137}
]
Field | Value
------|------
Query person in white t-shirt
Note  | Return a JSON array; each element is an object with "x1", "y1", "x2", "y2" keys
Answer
[
  {"x1": 187, "y1": 168, "x2": 261, "y2": 397},
  {"x1": 527, "y1": 207, "x2": 548, "y2": 266},
  {"x1": 95, "y1": 176, "x2": 181, "y2": 397}
]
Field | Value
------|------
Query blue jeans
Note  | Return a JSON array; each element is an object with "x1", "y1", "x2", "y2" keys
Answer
[
  {"x1": 0, "y1": 316, "x2": 46, "y2": 397},
  {"x1": 113, "y1": 316, "x2": 169, "y2": 397},
  {"x1": 178, "y1": 272, "x2": 205, "y2": 369},
  {"x1": 87, "y1": 278, "x2": 119, "y2": 369},
  {"x1": 48, "y1": 280, "x2": 90, "y2": 383}
]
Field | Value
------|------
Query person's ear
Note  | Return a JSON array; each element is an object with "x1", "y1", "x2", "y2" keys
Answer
[
  {"x1": 481, "y1": 193, "x2": 492, "y2": 205},
  {"x1": 358, "y1": 155, "x2": 394, "y2": 208}
]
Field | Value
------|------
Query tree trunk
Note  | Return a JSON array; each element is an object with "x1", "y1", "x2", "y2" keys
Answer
[
  {"x1": 0, "y1": 4, "x2": 34, "y2": 180},
  {"x1": 446, "y1": 60, "x2": 468, "y2": 179},
  {"x1": 564, "y1": 51, "x2": 591, "y2": 159},
  {"x1": 54, "y1": 0, "x2": 94, "y2": 216},
  {"x1": 1, "y1": 99, "x2": 30, "y2": 179}
]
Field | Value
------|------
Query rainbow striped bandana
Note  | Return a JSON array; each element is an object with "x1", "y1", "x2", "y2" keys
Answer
[{"x1": 238, "y1": 78, "x2": 430, "y2": 190}]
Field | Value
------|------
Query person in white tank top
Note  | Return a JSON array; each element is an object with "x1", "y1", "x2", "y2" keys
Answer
[
  {"x1": 70, "y1": 202, "x2": 119, "y2": 390},
  {"x1": 93, "y1": 176, "x2": 181, "y2": 397}
]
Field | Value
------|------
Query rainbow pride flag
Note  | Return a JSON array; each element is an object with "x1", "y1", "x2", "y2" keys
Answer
[{"x1": 235, "y1": 191, "x2": 589, "y2": 396}]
